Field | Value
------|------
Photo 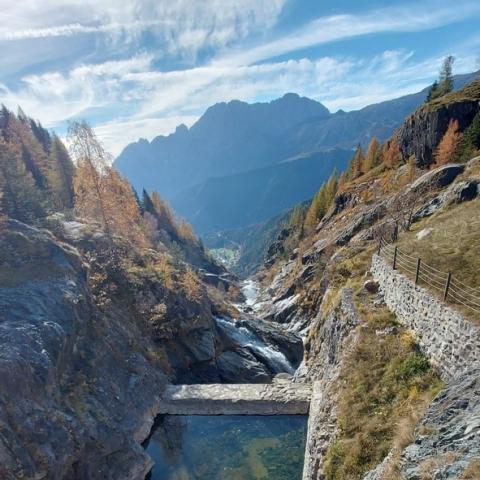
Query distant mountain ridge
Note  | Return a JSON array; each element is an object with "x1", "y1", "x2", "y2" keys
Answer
[
  {"x1": 115, "y1": 71, "x2": 479, "y2": 234},
  {"x1": 116, "y1": 93, "x2": 330, "y2": 197}
]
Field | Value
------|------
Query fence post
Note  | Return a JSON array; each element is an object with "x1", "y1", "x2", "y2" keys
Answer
[
  {"x1": 393, "y1": 246, "x2": 398, "y2": 270},
  {"x1": 415, "y1": 258, "x2": 421, "y2": 285},
  {"x1": 377, "y1": 237, "x2": 382, "y2": 255},
  {"x1": 444, "y1": 272, "x2": 452, "y2": 301}
]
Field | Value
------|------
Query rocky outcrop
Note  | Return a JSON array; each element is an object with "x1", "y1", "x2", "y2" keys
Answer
[
  {"x1": 397, "y1": 89, "x2": 480, "y2": 167},
  {"x1": 237, "y1": 318, "x2": 304, "y2": 366},
  {"x1": 400, "y1": 369, "x2": 480, "y2": 479},
  {"x1": 371, "y1": 255, "x2": 480, "y2": 381},
  {"x1": 0, "y1": 220, "x2": 167, "y2": 480},
  {"x1": 298, "y1": 288, "x2": 362, "y2": 480},
  {"x1": 409, "y1": 163, "x2": 465, "y2": 191}
]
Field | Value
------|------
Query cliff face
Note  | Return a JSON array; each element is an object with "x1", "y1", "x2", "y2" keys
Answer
[
  {"x1": 397, "y1": 80, "x2": 480, "y2": 167},
  {"x1": 0, "y1": 220, "x2": 167, "y2": 480}
]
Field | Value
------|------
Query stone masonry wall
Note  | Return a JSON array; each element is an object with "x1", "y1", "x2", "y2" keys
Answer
[{"x1": 371, "y1": 254, "x2": 480, "y2": 381}]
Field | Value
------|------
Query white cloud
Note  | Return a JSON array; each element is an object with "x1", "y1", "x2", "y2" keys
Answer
[
  {"x1": 0, "y1": 54, "x2": 154, "y2": 125},
  {"x1": 0, "y1": 0, "x2": 287, "y2": 59},
  {"x1": 1, "y1": 0, "x2": 479, "y2": 157},
  {"x1": 213, "y1": 1, "x2": 480, "y2": 67}
]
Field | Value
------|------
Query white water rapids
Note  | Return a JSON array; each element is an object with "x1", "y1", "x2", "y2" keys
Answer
[{"x1": 215, "y1": 317, "x2": 295, "y2": 375}]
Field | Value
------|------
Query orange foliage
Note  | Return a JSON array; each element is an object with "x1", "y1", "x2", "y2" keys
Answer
[
  {"x1": 382, "y1": 139, "x2": 402, "y2": 169},
  {"x1": 433, "y1": 119, "x2": 462, "y2": 167}
]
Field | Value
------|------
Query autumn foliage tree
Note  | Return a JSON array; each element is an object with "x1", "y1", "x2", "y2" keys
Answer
[
  {"x1": 68, "y1": 120, "x2": 146, "y2": 246},
  {"x1": 304, "y1": 170, "x2": 338, "y2": 231},
  {"x1": 382, "y1": 139, "x2": 402, "y2": 169},
  {"x1": 0, "y1": 106, "x2": 75, "y2": 219},
  {"x1": 349, "y1": 145, "x2": 366, "y2": 179},
  {"x1": 433, "y1": 119, "x2": 462, "y2": 167},
  {"x1": 363, "y1": 137, "x2": 380, "y2": 172},
  {"x1": 0, "y1": 140, "x2": 46, "y2": 222}
]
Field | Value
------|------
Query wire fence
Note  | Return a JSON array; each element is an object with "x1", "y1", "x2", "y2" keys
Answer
[{"x1": 378, "y1": 237, "x2": 480, "y2": 316}]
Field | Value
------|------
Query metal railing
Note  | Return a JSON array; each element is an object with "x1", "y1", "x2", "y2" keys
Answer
[{"x1": 378, "y1": 237, "x2": 480, "y2": 316}]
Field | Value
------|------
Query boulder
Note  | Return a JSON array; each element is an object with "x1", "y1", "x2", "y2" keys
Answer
[
  {"x1": 448, "y1": 179, "x2": 479, "y2": 203},
  {"x1": 412, "y1": 177, "x2": 478, "y2": 222},
  {"x1": 410, "y1": 163, "x2": 465, "y2": 192},
  {"x1": 363, "y1": 279, "x2": 380, "y2": 293},
  {"x1": 216, "y1": 350, "x2": 271, "y2": 383}
]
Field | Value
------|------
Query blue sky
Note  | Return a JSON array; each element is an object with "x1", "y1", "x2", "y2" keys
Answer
[{"x1": 1, "y1": 0, "x2": 479, "y2": 155}]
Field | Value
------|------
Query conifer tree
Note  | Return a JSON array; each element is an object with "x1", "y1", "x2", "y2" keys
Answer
[
  {"x1": 350, "y1": 145, "x2": 365, "y2": 179},
  {"x1": 69, "y1": 120, "x2": 147, "y2": 246},
  {"x1": 363, "y1": 137, "x2": 380, "y2": 172},
  {"x1": 0, "y1": 141, "x2": 46, "y2": 221},
  {"x1": 458, "y1": 112, "x2": 480, "y2": 162},
  {"x1": 47, "y1": 135, "x2": 75, "y2": 209},
  {"x1": 304, "y1": 170, "x2": 338, "y2": 232},
  {"x1": 69, "y1": 121, "x2": 114, "y2": 238},
  {"x1": 425, "y1": 56, "x2": 455, "y2": 102},
  {"x1": 438, "y1": 55, "x2": 454, "y2": 96},
  {"x1": 426, "y1": 80, "x2": 439, "y2": 103},
  {"x1": 382, "y1": 140, "x2": 402, "y2": 169},
  {"x1": 288, "y1": 205, "x2": 306, "y2": 237},
  {"x1": 434, "y1": 119, "x2": 462, "y2": 166}
]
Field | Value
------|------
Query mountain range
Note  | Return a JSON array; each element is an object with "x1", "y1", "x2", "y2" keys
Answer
[{"x1": 115, "y1": 71, "x2": 478, "y2": 234}]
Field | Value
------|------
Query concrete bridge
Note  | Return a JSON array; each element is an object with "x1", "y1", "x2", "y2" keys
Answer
[
  {"x1": 157, "y1": 380, "x2": 321, "y2": 480},
  {"x1": 158, "y1": 382, "x2": 313, "y2": 415}
]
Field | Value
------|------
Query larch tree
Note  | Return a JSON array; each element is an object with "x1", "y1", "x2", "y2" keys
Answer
[
  {"x1": 0, "y1": 141, "x2": 46, "y2": 222},
  {"x1": 382, "y1": 139, "x2": 402, "y2": 169},
  {"x1": 433, "y1": 119, "x2": 462, "y2": 167},
  {"x1": 48, "y1": 135, "x2": 75, "y2": 210},
  {"x1": 69, "y1": 121, "x2": 147, "y2": 246},
  {"x1": 363, "y1": 137, "x2": 380, "y2": 172},
  {"x1": 350, "y1": 145, "x2": 365, "y2": 179},
  {"x1": 69, "y1": 120, "x2": 114, "y2": 238},
  {"x1": 304, "y1": 170, "x2": 338, "y2": 232}
]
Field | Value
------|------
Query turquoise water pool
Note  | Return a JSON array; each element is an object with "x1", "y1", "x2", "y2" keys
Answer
[{"x1": 144, "y1": 415, "x2": 308, "y2": 480}]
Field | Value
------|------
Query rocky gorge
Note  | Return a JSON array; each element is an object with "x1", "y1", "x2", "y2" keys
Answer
[
  {"x1": 0, "y1": 217, "x2": 303, "y2": 479},
  {"x1": 1, "y1": 75, "x2": 480, "y2": 480}
]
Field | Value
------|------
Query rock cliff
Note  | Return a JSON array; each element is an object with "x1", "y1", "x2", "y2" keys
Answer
[{"x1": 397, "y1": 80, "x2": 480, "y2": 167}]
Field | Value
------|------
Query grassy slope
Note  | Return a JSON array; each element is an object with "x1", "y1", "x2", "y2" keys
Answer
[{"x1": 309, "y1": 245, "x2": 444, "y2": 480}]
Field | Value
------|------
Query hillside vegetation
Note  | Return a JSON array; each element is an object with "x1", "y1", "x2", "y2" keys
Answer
[{"x1": 255, "y1": 76, "x2": 480, "y2": 479}]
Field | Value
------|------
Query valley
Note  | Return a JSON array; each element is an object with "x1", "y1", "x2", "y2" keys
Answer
[{"x1": 1, "y1": 19, "x2": 480, "y2": 480}]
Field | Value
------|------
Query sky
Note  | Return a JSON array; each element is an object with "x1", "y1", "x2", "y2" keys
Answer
[{"x1": 1, "y1": 0, "x2": 480, "y2": 156}]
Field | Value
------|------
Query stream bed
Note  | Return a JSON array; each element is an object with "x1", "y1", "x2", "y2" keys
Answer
[{"x1": 145, "y1": 415, "x2": 307, "y2": 480}]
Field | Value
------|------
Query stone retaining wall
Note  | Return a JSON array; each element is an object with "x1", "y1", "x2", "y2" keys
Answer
[{"x1": 371, "y1": 254, "x2": 480, "y2": 381}]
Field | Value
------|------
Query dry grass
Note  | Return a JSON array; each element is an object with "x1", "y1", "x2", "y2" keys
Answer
[
  {"x1": 418, "y1": 452, "x2": 461, "y2": 480},
  {"x1": 324, "y1": 301, "x2": 443, "y2": 480},
  {"x1": 461, "y1": 458, "x2": 480, "y2": 479},
  {"x1": 395, "y1": 197, "x2": 480, "y2": 322},
  {"x1": 426, "y1": 78, "x2": 480, "y2": 112}
]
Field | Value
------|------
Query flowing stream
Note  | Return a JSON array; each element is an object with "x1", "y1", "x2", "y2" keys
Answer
[
  {"x1": 242, "y1": 279, "x2": 260, "y2": 307},
  {"x1": 215, "y1": 317, "x2": 295, "y2": 375}
]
